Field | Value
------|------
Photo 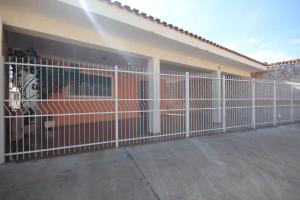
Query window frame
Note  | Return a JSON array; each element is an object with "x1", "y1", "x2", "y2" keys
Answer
[{"x1": 65, "y1": 70, "x2": 114, "y2": 99}]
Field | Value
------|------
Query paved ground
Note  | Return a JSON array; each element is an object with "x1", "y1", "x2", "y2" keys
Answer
[{"x1": 1, "y1": 124, "x2": 300, "y2": 200}]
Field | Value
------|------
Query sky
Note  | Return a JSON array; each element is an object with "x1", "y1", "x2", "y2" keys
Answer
[{"x1": 116, "y1": 0, "x2": 300, "y2": 63}]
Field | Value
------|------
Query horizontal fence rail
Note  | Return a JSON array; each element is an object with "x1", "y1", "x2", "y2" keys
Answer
[{"x1": 2, "y1": 58, "x2": 300, "y2": 161}]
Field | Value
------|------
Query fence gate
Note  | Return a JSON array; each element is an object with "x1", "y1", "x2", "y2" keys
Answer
[{"x1": 2, "y1": 57, "x2": 300, "y2": 161}]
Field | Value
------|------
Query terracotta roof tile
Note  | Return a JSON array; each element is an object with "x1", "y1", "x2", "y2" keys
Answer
[
  {"x1": 123, "y1": 5, "x2": 131, "y2": 11},
  {"x1": 270, "y1": 59, "x2": 300, "y2": 66},
  {"x1": 113, "y1": 1, "x2": 122, "y2": 8},
  {"x1": 141, "y1": 12, "x2": 148, "y2": 18},
  {"x1": 148, "y1": 16, "x2": 155, "y2": 21},
  {"x1": 104, "y1": 1, "x2": 299, "y2": 67},
  {"x1": 132, "y1": 8, "x2": 139, "y2": 15}
]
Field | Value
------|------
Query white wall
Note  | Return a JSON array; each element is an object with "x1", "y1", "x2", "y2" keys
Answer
[{"x1": 0, "y1": 16, "x2": 5, "y2": 164}]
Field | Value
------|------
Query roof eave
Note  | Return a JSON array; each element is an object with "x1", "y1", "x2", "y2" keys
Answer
[{"x1": 58, "y1": 0, "x2": 267, "y2": 71}]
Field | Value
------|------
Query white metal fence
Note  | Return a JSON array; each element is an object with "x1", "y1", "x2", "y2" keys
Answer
[{"x1": 3, "y1": 58, "x2": 300, "y2": 161}]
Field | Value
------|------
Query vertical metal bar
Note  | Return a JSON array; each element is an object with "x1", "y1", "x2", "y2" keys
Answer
[
  {"x1": 115, "y1": 65, "x2": 119, "y2": 148},
  {"x1": 291, "y1": 82, "x2": 294, "y2": 123},
  {"x1": 46, "y1": 59, "x2": 49, "y2": 157},
  {"x1": 40, "y1": 59, "x2": 43, "y2": 158},
  {"x1": 185, "y1": 72, "x2": 189, "y2": 137},
  {"x1": 14, "y1": 57, "x2": 18, "y2": 160},
  {"x1": 68, "y1": 61, "x2": 71, "y2": 153},
  {"x1": 273, "y1": 80, "x2": 276, "y2": 126},
  {"x1": 82, "y1": 63, "x2": 85, "y2": 152},
  {"x1": 252, "y1": 78, "x2": 256, "y2": 129},
  {"x1": 0, "y1": 56, "x2": 4, "y2": 164},
  {"x1": 0, "y1": 17, "x2": 4, "y2": 163},
  {"x1": 75, "y1": 64, "x2": 78, "y2": 152},
  {"x1": 8, "y1": 59, "x2": 12, "y2": 161},
  {"x1": 92, "y1": 64, "x2": 95, "y2": 149},
  {"x1": 222, "y1": 75, "x2": 226, "y2": 132},
  {"x1": 96, "y1": 66, "x2": 99, "y2": 149},
  {"x1": 21, "y1": 58, "x2": 24, "y2": 159},
  {"x1": 78, "y1": 62, "x2": 82, "y2": 152},
  {"x1": 27, "y1": 58, "x2": 31, "y2": 158},
  {"x1": 51, "y1": 59, "x2": 54, "y2": 156}
]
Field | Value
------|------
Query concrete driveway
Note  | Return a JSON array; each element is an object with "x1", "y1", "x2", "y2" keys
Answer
[{"x1": 1, "y1": 124, "x2": 300, "y2": 200}]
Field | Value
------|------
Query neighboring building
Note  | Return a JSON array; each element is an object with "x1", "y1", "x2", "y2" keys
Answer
[
  {"x1": 0, "y1": 0, "x2": 298, "y2": 161},
  {"x1": 252, "y1": 59, "x2": 300, "y2": 82}
]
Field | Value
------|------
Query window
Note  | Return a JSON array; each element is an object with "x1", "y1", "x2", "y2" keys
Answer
[
  {"x1": 166, "y1": 79, "x2": 184, "y2": 99},
  {"x1": 68, "y1": 71, "x2": 113, "y2": 97}
]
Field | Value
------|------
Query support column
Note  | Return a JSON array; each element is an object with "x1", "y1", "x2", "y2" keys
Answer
[
  {"x1": 212, "y1": 70, "x2": 221, "y2": 123},
  {"x1": 148, "y1": 57, "x2": 160, "y2": 134},
  {"x1": 0, "y1": 17, "x2": 5, "y2": 164}
]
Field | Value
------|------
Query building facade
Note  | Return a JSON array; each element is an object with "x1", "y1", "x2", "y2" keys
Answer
[{"x1": 1, "y1": 0, "x2": 289, "y2": 162}]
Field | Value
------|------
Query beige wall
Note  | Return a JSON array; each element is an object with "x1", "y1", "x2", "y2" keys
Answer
[{"x1": 0, "y1": 0, "x2": 266, "y2": 77}]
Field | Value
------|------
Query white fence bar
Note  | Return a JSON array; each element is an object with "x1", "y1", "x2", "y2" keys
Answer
[
  {"x1": 252, "y1": 78, "x2": 256, "y2": 129},
  {"x1": 2, "y1": 57, "x2": 300, "y2": 162},
  {"x1": 291, "y1": 82, "x2": 294, "y2": 122},
  {"x1": 115, "y1": 65, "x2": 119, "y2": 148},
  {"x1": 222, "y1": 75, "x2": 226, "y2": 132},
  {"x1": 0, "y1": 56, "x2": 4, "y2": 164},
  {"x1": 0, "y1": 17, "x2": 4, "y2": 164},
  {"x1": 273, "y1": 80, "x2": 277, "y2": 126},
  {"x1": 185, "y1": 72, "x2": 189, "y2": 137}
]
